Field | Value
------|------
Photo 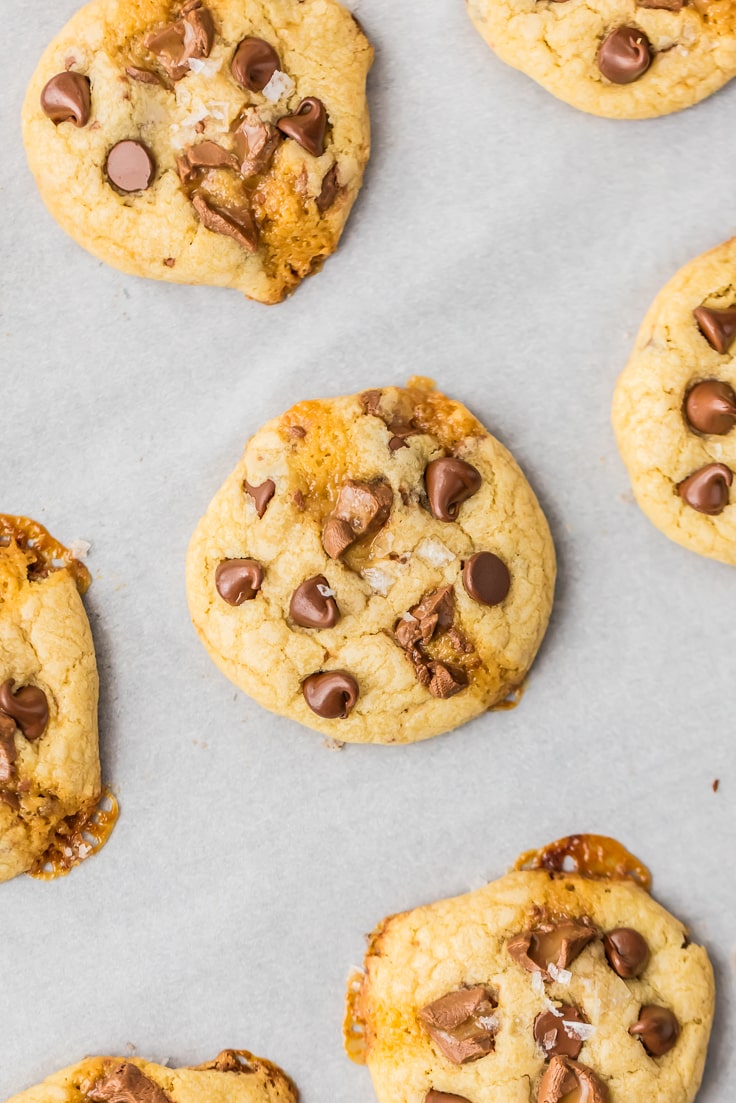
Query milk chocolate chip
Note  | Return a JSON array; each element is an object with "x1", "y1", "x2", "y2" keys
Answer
[
  {"x1": 534, "y1": 1007, "x2": 588, "y2": 1060},
  {"x1": 40, "y1": 72, "x2": 91, "y2": 126},
  {"x1": 234, "y1": 114, "x2": 282, "y2": 176},
  {"x1": 302, "y1": 671, "x2": 359, "y2": 718},
  {"x1": 462, "y1": 552, "x2": 510, "y2": 606},
  {"x1": 322, "y1": 480, "x2": 392, "y2": 559},
  {"x1": 316, "y1": 164, "x2": 341, "y2": 213},
  {"x1": 426, "y1": 661, "x2": 468, "y2": 699},
  {"x1": 0, "y1": 680, "x2": 49, "y2": 741},
  {"x1": 603, "y1": 928, "x2": 649, "y2": 978},
  {"x1": 177, "y1": 141, "x2": 240, "y2": 182},
  {"x1": 419, "y1": 987, "x2": 498, "y2": 1065},
  {"x1": 538, "y1": 1056, "x2": 608, "y2": 1103},
  {"x1": 0, "y1": 713, "x2": 18, "y2": 784},
  {"x1": 192, "y1": 194, "x2": 259, "y2": 253},
  {"x1": 277, "y1": 98, "x2": 327, "y2": 157},
  {"x1": 425, "y1": 458, "x2": 482, "y2": 521},
  {"x1": 425, "y1": 1094, "x2": 472, "y2": 1103},
  {"x1": 231, "y1": 37, "x2": 280, "y2": 92},
  {"x1": 145, "y1": 1, "x2": 215, "y2": 81},
  {"x1": 629, "y1": 1005, "x2": 680, "y2": 1056},
  {"x1": 638, "y1": 0, "x2": 683, "y2": 8},
  {"x1": 597, "y1": 26, "x2": 652, "y2": 84},
  {"x1": 396, "y1": 587, "x2": 454, "y2": 651},
  {"x1": 106, "y1": 140, "x2": 155, "y2": 193},
  {"x1": 693, "y1": 305, "x2": 736, "y2": 353},
  {"x1": 89, "y1": 1061, "x2": 173, "y2": 1103},
  {"x1": 244, "y1": 478, "x2": 275, "y2": 517},
  {"x1": 684, "y1": 381, "x2": 736, "y2": 435},
  {"x1": 215, "y1": 559, "x2": 264, "y2": 605},
  {"x1": 677, "y1": 463, "x2": 732, "y2": 515},
  {"x1": 507, "y1": 917, "x2": 597, "y2": 978},
  {"x1": 290, "y1": 575, "x2": 339, "y2": 629}
]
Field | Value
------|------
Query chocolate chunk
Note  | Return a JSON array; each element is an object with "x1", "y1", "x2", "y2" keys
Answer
[
  {"x1": 534, "y1": 1007, "x2": 588, "y2": 1060},
  {"x1": 396, "y1": 586, "x2": 455, "y2": 650},
  {"x1": 106, "y1": 140, "x2": 155, "y2": 193},
  {"x1": 462, "y1": 552, "x2": 510, "y2": 607},
  {"x1": 0, "y1": 713, "x2": 17, "y2": 785},
  {"x1": 693, "y1": 305, "x2": 736, "y2": 354},
  {"x1": 125, "y1": 66, "x2": 167, "y2": 86},
  {"x1": 537, "y1": 1056, "x2": 608, "y2": 1103},
  {"x1": 322, "y1": 480, "x2": 393, "y2": 559},
  {"x1": 231, "y1": 37, "x2": 281, "y2": 92},
  {"x1": 425, "y1": 1094, "x2": 472, "y2": 1103},
  {"x1": 233, "y1": 113, "x2": 282, "y2": 176},
  {"x1": 244, "y1": 478, "x2": 275, "y2": 517},
  {"x1": 677, "y1": 463, "x2": 732, "y2": 515},
  {"x1": 684, "y1": 380, "x2": 736, "y2": 435},
  {"x1": 638, "y1": 0, "x2": 683, "y2": 8},
  {"x1": 507, "y1": 917, "x2": 597, "y2": 978},
  {"x1": 629, "y1": 1005, "x2": 680, "y2": 1056},
  {"x1": 40, "y1": 72, "x2": 91, "y2": 126},
  {"x1": 597, "y1": 26, "x2": 652, "y2": 84},
  {"x1": 215, "y1": 559, "x2": 264, "y2": 605},
  {"x1": 302, "y1": 670, "x2": 359, "y2": 719},
  {"x1": 177, "y1": 140, "x2": 239, "y2": 182},
  {"x1": 88, "y1": 1062, "x2": 173, "y2": 1103},
  {"x1": 145, "y1": 1, "x2": 215, "y2": 81},
  {"x1": 277, "y1": 98, "x2": 328, "y2": 157},
  {"x1": 316, "y1": 164, "x2": 341, "y2": 213},
  {"x1": 419, "y1": 986, "x2": 498, "y2": 1065},
  {"x1": 290, "y1": 575, "x2": 340, "y2": 629},
  {"x1": 427, "y1": 660, "x2": 468, "y2": 699},
  {"x1": 192, "y1": 194, "x2": 258, "y2": 253},
  {"x1": 360, "y1": 390, "x2": 383, "y2": 416},
  {"x1": 0, "y1": 680, "x2": 49, "y2": 741},
  {"x1": 425, "y1": 458, "x2": 482, "y2": 522},
  {"x1": 603, "y1": 928, "x2": 649, "y2": 978}
]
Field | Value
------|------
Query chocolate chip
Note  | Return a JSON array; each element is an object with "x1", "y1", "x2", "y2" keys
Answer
[
  {"x1": 507, "y1": 917, "x2": 597, "y2": 978},
  {"x1": 106, "y1": 140, "x2": 155, "y2": 193},
  {"x1": 177, "y1": 140, "x2": 240, "y2": 182},
  {"x1": 233, "y1": 113, "x2": 282, "y2": 176},
  {"x1": 0, "y1": 714, "x2": 18, "y2": 785},
  {"x1": 419, "y1": 987, "x2": 498, "y2": 1065},
  {"x1": 0, "y1": 680, "x2": 49, "y2": 741},
  {"x1": 244, "y1": 478, "x2": 275, "y2": 517},
  {"x1": 126, "y1": 66, "x2": 167, "y2": 86},
  {"x1": 638, "y1": 0, "x2": 683, "y2": 8},
  {"x1": 677, "y1": 463, "x2": 733, "y2": 515},
  {"x1": 425, "y1": 1094, "x2": 472, "y2": 1103},
  {"x1": 629, "y1": 1005, "x2": 680, "y2": 1056},
  {"x1": 322, "y1": 480, "x2": 393, "y2": 559},
  {"x1": 88, "y1": 1061, "x2": 173, "y2": 1103},
  {"x1": 396, "y1": 587, "x2": 455, "y2": 650},
  {"x1": 277, "y1": 98, "x2": 328, "y2": 157},
  {"x1": 603, "y1": 928, "x2": 649, "y2": 978},
  {"x1": 215, "y1": 559, "x2": 264, "y2": 606},
  {"x1": 290, "y1": 575, "x2": 339, "y2": 629},
  {"x1": 597, "y1": 26, "x2": 652, "y2": 84},
  {"x1": 192, "y1": 194, "x2": 259, "y2": 253},
  {"x1": 302, "y1": 671, "x2": 359, "y2": 719},
  {"x1": 360, "y1": 389, "x2": 382, "y2": 416},
  {"x1": 462, "y1": 552, "x2": 510, "y2": 607},
  {"x1": 534, "y1": 1007, "x2": 588, "y2": 1060},
  {"x1": 145, "y1": 2, "x2": 215, "y2": 81},
  {"x1": 693, "y1": 305, "x2": 736, "y2": 354},
  {"x1": 231, "y1": 37, "x2": 281, "y2": 92},
  {"x1": 537, "y1": 1056, "x2": 608, "y2": 1103},
  {"x1": 425, "y1": 458, "x2": 482, "y2": 522},
  {"x1": 316, "y1": 164, "x2": 341, "y2": 212},
  {"x1": 40, "y1": 72, "x2": 91, "y2": 126},
  {"x1": 427, "y1": 661, "x2": 467, "y2": 699},
  {"x1": 684, "y1": 380, "x2": 736, "y2": 435}
]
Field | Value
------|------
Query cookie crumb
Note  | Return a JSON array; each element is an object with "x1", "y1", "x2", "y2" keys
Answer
[
  {"x1": 712, "y1": 778, "x2": 719, "y2": 792},
  {"x1": 322, "y1": 737, "x2": 345, "y2": 751}
]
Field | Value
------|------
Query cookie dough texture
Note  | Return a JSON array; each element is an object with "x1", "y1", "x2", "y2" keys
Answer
[
  {"x1": 0, "y1": 538, "x2": 100, "y2": 882},
  {"x1": 466, "y1": 0, "x2": 736, "y2": 119},
  {"x1": 353, "y1": 869, "x2": 714, "y2": 1103},
  {"x1": 6, "y1": 1052, "x2": 296, "y2": 1103},
  {"x1": 613, "y1": 237, "x2": 736, "y2": 564},
  {"x1": 22, "y1": 0, "x2": 372, "y2": 304},
  {"x1": 186, "y1": 381, "x2": 556, "y2": 745}
]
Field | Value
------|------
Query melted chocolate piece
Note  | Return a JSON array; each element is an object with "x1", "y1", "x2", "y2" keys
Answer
[
  {"x1": 290, "y1": 575, "x2": 339, "y2": 629},
  {"x1": 684, "y1": 381, "x2": 736, "y2": 435},
  {"x1": 106, "y1": 140, "x2": 155, "y2": 193},
  {"x1": 537, "y1": 1056, "x2": 608, "y2": 1103},
  {"x1": 234, "y1": 114, "x2": 282, "y2": 176},
  {"x1": 462, "y1": 552, "x2": 510, "y2": 606},
  {"x1": 40, "y1": 72, "x2": 91, "y2": 126},
  {"x1": 322, "y1": 480, "x2": 393, "y2": 559},
  {"x1": 629, "y1": 1005, "x2": 680, "y2": 1056},
  {"x1": 534, "y1": 1007, "x2": 588, "y2": 1060},
  {"x1": 192, "y1": 194, "x2": 259, "y2": 253},
  {"x1": 177, "y1": 141, "x2": 240, "y2": 182},
  {"x1": 425, "y1": 458, "x2": 482, "y2": 522},
  {"x1": 693, "y1": 305, "x2": 736, "y2": 353},
  {"x1": 597, "y1": 26, "x2": 652, "y2": 84},
  {"x1": 603, "y1": 928, "x2": 649, "y2": 978},
  {"x1": 244, "y1": 478, "x2": 275, "y2": 517},
  {"x1": 425, "y1": 1095, "x2": 472, "y2": 1103},
  {"x1": 126, "y1": 66, "x2": 167, "y2": 86},
  {"x1": 396, "y1": 587, "x2": 455, "y2": 651},
  {"x1": 277, "y1": 98, "x2": 328, "y2": 157},
  {"x1": 0, "y1": 713, "x2": 18, "y2": 785},
  {"x1": 145, "y1": 1, "x2": 215, "y2": 81},
  {"x1": 638, "y1": 0, "x2": 683, "y2": 8},
  {"x1": 302, "y1": 671, "x2": 359, "y2": 718},
  {"x1": 231, "y1": 37, "x2": 280, "y2": 92},
  {"x1": 0, "y1": 680, "x2": 49, "y2": 741},
  {"x1": 507, "y1": 917, "x2": 597, "y2": 978},
  {"x1": 316, "y1": 164, "x2": 341, "y2": 212},
  {"x1": 677, "y1": 463, "x2": 732, "y2": 515},
  {"x1": 427, "y1": 661, "x2": 468, "y2": 699},
  {"x1": 419, "y1": 987, "x2": 498, "y2": 1065},
  {"x1": 88, "y1": 1062, "x2": 173, "y2": 1103},
  {"x1": 215, "y1": 559, "x2": 264, "y2": 606}
]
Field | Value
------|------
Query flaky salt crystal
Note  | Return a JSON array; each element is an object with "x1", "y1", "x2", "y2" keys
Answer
[
  {"x1": 262, "y1": 70, "x2": 295, "y2": 102},
  {"x1": 67, "y1": 539, "x2": 91, "y2": 560},
  {"x1": 531, "y1": 971, "x2": 545, "y2": 995},
  {"x1": 316, "y1": 584, "x2": 335, "y2": 598},
  {"x1": 563, "y1": 1021, "x2": 596, "y2": 1041},
  {"x1": 547, "y1": 964, "x2": 572, "y2": 985},
  {"x1": 188, "y1": 56, "x2": 222, "y2": 76},
  {"x1": 361, "y1": 568, "x2": 395, "y2": 596},
  {"x1": 416, "y1": 537, "x2": 454, "y2": 567},
  {"x1": 561, "y1": 855, "x2": 576, "y2": 872},
  {"x1": 544, "y1": 998, "x2": 563, "y2": 1016}
]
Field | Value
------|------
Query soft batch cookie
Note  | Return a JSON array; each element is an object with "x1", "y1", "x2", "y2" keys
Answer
[
  {"x1": 346, "y1": 835, "x2": 714, "y2": 1103},
  {"x1": 613, "y1": 237, "x2": 736, "y2": 564},
  {"x1": 7, "y1": 1050, "x2": 296, "y2": 1103},
  {"x1": 466, "y1": 0, "x2": 736, "y2": 119},
  {"x1": 22, "y1": 0, "x2": 372, "y2": 304},
  {"x1": 0, "y1": 517, "x2": 100, "y2": 882},
  {"x1": 186, "y1": 379, "x2": 556, "y2": 745}
]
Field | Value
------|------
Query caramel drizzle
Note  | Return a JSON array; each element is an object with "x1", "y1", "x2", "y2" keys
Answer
[
  {"x1": 490, "y1": 683, "x2": 526, "y2": 712},
  {"x1": 344, "y1": 969, "x2": 368, "y2": 1065},
  {"x1": 514, "y1": 834, "x2": 652, "y2": 892},
  {"x1": 0, "y1": 515, "x2": 91, "y2": 594},
  {"x1": 29, "y1": 787, "x2": 119, "y2": 880}
]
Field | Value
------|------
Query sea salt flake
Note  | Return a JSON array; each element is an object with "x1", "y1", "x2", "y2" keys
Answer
[
  {"x1": 67, "y1": 539, "x2": 91, "y2": 560},
  {"x1": 316, "y1": 584, "x2": 335, "y2": 598},
  {"x1": 262, "y1": 70, "x2": 295, "y2": 102},
  {"x1": 361, "y1": 567, "x2": 396, "y2": 596},
  {"x1": 401, "y1": 612, "x2": 417, "y2": 622},
  {"x1": 563, "y1": 1021, "x2": 596, "y2": 1041},
  {"x1": 531, "y1": 971, "x2": 545, "y2": 995},
  {"x1": 477, "y1": 1015, "x2": 499, "y2": 1031},
  {"x1": 416, "y1": 537, "x2": 454, "y2": 567},
  {"x1": 561, "y1": 855, "x2": 576, "y2": 872},
  {"x1": 544, "y1": 998, "x2": 563, "y2": 1016},
  {"x1": 543, "y1": 1029, "x2": 558, "y2": 1049},
  {"x1": 188, "y1": 56, "x2": 222, "y2": 76},
  {"x1": 547, "y1": 964, "x2": 572, "y2": 985}
]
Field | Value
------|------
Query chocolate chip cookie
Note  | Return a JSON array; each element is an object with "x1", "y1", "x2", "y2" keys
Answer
[
  {"x1": 613, "y1": 237, "x2": 736, "y2": 563},
  {"x1": 346, "y1": 835, "x2": 714, "y2": 1103},
  {"x1": 0, "y1": 517, "x2": 100, "y2": 883},
  {"x1": 466, "y1": 0, "x2": 736, "y2": 119},
  {"x1": 6, "y1": 1051, "x2": 296, "y2": 1103},
  {"x1": 22, "y1": 0, "x2": 372, "y2": 304},
  {"x1": 186, "y1": 379, "x2": 556, "y2": 745}
]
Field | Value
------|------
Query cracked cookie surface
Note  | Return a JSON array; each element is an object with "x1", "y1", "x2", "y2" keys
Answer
[
  {"x1": 349, "y1": 866, "x2": 714, "y2": 1103},
  {"x1": 22, "y1": 0, "x2": 372, "y2": 304},
  {"x1": 0, "y1": 519, "x2": 100, "y2": 883},
  {"x1": 186, "y1": 379, "x2": 556, "y2": 745},
  {"x1": 613, "y1": 237, "x2": 736, "y2": 563},
  {"x1": 466, "y1": 0, "x2": 736, "y2": 119}
]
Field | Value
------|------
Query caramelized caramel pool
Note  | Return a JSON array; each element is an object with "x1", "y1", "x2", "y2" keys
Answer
[
  {"x1": 30, "y1": 788, "x2": 119, "y2": 880},
  {"x1": 515, "y1": 834, "x2": 651, "y2": 892},
  {"x1": 344, "y1": 969, "x2": 368, "y2": 1065},
  {"x1": 0, "y1": 515, "x2": 91, "y2": 594}
]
